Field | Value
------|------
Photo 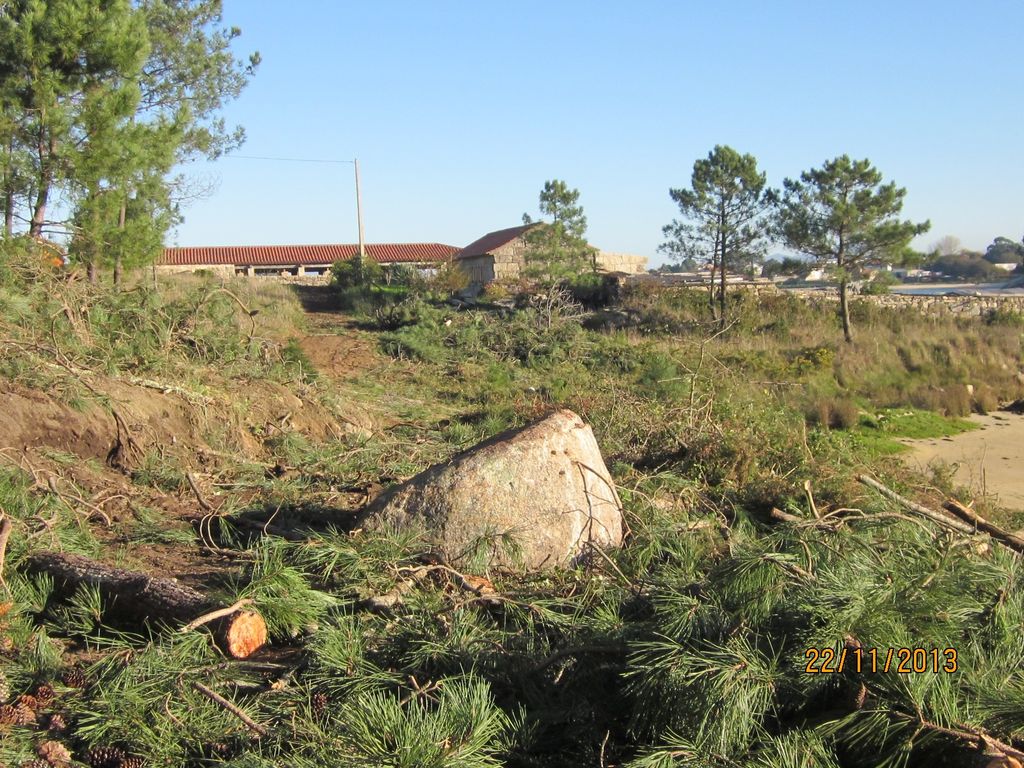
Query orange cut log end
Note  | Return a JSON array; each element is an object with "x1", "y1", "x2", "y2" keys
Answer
[{"x1": 222, "y1": 611, "x2": 268, "y2": 659}]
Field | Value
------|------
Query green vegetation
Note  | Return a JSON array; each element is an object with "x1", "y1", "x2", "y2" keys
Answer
[
  {"x1": 2, "y1": 242, "x2": 1024, "y2": 767},
  {"x1": 927, "y1": 252, "x2": 1008, "y2": 281},
  {"x1": 0, "y1": 243, "x2": 306, "y2": 389},
  {"x1": 984, "y1": 236, "x2": 1024, "y2": 266}
]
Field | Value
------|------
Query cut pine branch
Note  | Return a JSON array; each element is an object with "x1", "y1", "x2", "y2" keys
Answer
[
  {"x1": 26, "y1": 551, "x2": 267, "y2": 658},
  {"x1": 191, "y1": 681, "x2": 269, "y2": 737}
]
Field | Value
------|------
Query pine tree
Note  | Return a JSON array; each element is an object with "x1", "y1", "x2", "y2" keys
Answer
[
  {"x1": 522, "y1": 179, "x2": 597, "y2": 288},
  {"x1": 661, "y1": 145, "x2": 771, "y2": 328},
  {"x1": 772, "y1": 155, "x2": 930, "y2": 342}
]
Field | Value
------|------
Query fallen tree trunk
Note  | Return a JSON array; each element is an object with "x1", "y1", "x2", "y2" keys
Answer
[
  {"x1": 943, "y1": 499, "x2": 1024, "y2": 554},
  {"x1": 27, "y1": 551, "x2": 266, "y2": 658},
  {"x1": 856, "y1": 475, "x2": 976, "y2": 535}
]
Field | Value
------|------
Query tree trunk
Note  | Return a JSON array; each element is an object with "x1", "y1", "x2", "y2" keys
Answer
[
  {"x1": 718, "y1": 227, "x2": 727, "y2": 330},
  {"x1": 27, "y1": 551, "x2": 267, "y2": 658},
  {"x1": 3, "y1": 183, "x2": 11, "y2": 237},
  {"x1": 3, "y1": 138, "x2": 13, "y2": 236},
  {"x1": 30, "y1": 131, "x2": 54, "y2": 238},
  {"x1": 113, "y1": 198, "x2": 126, "y2": 289},
  {"x1": 839, "y1": 278, "x2": 853, "y2": 343},
  {"x1": 29, "y1": 182, "x2": 48, "y2": 237},
  {"x1": 87, "y1": 260, "x2": 98, "y2": 284},
  {"x1": 708, "y1": 229, "x2": 720, "y2": 318},
  {"x1": 707, "y1": 262, "x2": 718, "y2": 321}
]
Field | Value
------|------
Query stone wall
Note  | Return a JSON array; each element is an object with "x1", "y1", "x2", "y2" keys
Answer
[
  {"x1": 596, "y1": 251, "x2": 647, "y2": 274},
  {"x1": 825, "y1": 292, "x2": 1024, "y2": 317},
  {"x1": 490, "y1": 239, "x2": 529, "y2": 281},
  {"x1": 273, "y1": 274, "x2": 332, "y2": 286},
  {"x1": 155, "y1": 264, "x2": 235, "y2": 278},
  {"x1": 650, "y1": 281, "x2": 1024, "y2": 317}
]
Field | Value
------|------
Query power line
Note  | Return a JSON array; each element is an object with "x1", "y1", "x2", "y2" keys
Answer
[
  {"x1": 222, "y1": 152, "x2": 366, "y2": 260},
  {"x1": 224, "y1": 154, "x2": 354, "y2": 164}
]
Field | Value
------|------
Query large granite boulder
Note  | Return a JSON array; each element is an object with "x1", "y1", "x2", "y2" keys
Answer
[{"x1": 356, "y1": 410, "x2": 624, "y2": 570}]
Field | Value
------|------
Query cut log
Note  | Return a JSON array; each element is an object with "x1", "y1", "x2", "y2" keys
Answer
[
  {"x1": 942, "y1": 500, "x2": 1024, "y2": 554},
  {"x1": 26, "y1": 551, "x2": 266, "y2": 658}
]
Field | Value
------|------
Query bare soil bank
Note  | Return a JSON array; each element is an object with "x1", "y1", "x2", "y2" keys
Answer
[{"x1": 901, "y1": 412, "x2": 1024, "y2": 511}]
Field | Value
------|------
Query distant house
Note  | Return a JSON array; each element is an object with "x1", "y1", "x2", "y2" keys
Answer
[
  {"x1": 455, "y1": 224, "x2": 647, "y2": 285},
  {"x1": 156, "y1": 242, "x2": 460, "y2": 278},
  {"x1": 803, "y1": 268, "x2": 829, "y2": 282}
]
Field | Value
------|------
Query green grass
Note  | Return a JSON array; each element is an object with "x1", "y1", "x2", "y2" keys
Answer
[
  {"x1": 847, "y1": 407, "x2": 979, "y2": 456},
  {"x1": 864, "y1": 407, "x2": 979, "y2": 439}
]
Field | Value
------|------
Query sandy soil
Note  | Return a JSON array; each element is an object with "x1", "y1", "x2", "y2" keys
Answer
[{"x1": 901, "y1": 412, "x2": 1024, "y2": 511}]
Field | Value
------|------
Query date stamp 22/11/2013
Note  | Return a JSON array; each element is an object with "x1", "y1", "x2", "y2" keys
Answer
[{"x1": 803, "y1": 647, "x2": 958, "y2": 674}]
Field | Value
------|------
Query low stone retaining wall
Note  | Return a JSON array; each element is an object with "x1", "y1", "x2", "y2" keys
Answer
[
  {"x1": 802, "y1": 291, "x2": 1024, "y2": 317},
  {"x1": 272, "y1": 275, "x2": 332, "y2": 286},
  {"x1": 639, "y1": 280, "x2": 1024, "y2": 318}
]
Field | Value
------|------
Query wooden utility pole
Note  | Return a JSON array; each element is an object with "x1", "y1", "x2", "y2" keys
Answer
[{"x1": 354, "y1": 158, "x2": 366, "y2": 280}]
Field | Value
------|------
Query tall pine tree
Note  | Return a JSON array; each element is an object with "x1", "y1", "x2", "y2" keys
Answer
[
  {"x1": 661, "y1": 145, "x2": 771, "y2": 328},
  {"x1": 773, "y1": 155, "x2": 930, "y2": 342}
]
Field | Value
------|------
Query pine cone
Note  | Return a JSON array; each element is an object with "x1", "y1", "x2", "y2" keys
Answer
[
  {"x1": 203, "y1": 741, "x2": 234, "y2": 759},
  {"x1": 19, "y1": 760, "x2": 50, "y2": 768},
  {"x1": 0, "y1": 700, "x2": 37, "y2": 726},
  {"x1": 0, "y1": 669, "x2": 9, "y2": 702},
  {"x1": 119, "y1": 758, "x2": 146, "y2": 768},
  {"x1": 17, "y1": 694, "x2": 39, "y2": 713},
  {"x1": 37, "y1": 740, "x2": 72, "y2": 765},
  {"x1": 33, "y1": 684, "x2": 56, "y2": 705},
  {"x1": 0, "y1": 702, "x2": 16, "y2": 724},
  {"x1": 84, "y1": 747, "x2": 126, "y2": 768},
  {"x1": 311, "y1": 690, "x2": 328, "y2": 714},
  {"x1": 853, "y1": 682, "x2": 868, "y2": 710},
  {"x1": 61, "y1": 668, "x2": 87, "y2": 689},
  {"x1": 47, "y1": 713, "x2": 67, "y2": 732}
]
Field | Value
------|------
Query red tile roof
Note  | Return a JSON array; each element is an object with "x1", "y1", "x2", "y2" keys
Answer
[
  {"x1": 455, "y1": 224, "x2": 537, "y2": 260},
  {"x1": 159, "y1": 242, "x2": 459, "y2": 267}
]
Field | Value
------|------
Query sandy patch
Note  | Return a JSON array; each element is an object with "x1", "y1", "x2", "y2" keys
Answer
[{"x1": 900, "y1": 413, "x2": 1024, "y2": 511}]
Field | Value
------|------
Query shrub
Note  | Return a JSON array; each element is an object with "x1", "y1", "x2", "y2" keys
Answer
[
  {"x1": 860, "y1": 270, "x2": 900, "y2": 295},
  {"x1": 480, "y1": 281, "x2": 512, "y2": 303},
  {"x1": 808, "y1": 396, "x2": 860, "y2": 430},
  {"x1": 790, "y1": 345, "x2": 835, "y2": 375},
  {"x1": 383, "y1": 263, "x2": 418, "y2": 287},
  {"x1": 972, "y1": 382, "x2": 1000, "y2": 414},
  {"x1": 636, "y1": 352, "x2": 687, "y2": 400},
  {"x1": 911, "y1": 384, "x2": 973, "y2": 417},
  {"x1": 426, "y1": 259, "x2": 470, "y2": 297},
  {"x1": 984, "y1": 307, "x2": 1024, "y2": 327},
  {"x1": 331, "y1": 256, "x2": 383, "y2": 290}
]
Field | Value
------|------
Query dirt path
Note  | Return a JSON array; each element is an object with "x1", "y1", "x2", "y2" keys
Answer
[
  {"x1": 289, "y1": 284, "x2": 384, "y2": 380},
  {"x1": 901, "y1": 412, "x2": 1024, "y2": 511}
]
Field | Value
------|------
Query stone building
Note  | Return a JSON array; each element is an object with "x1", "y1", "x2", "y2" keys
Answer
[
  {"x1": 456, "y1": 224, "x2": 647, "y2": 285},
  {"x1": 156, "y1": 242, "x2": 460, "y2": 279}
]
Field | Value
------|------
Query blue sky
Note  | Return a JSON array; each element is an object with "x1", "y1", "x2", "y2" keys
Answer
[{"x1": 171, "y1": 1, "x2": 1024, "y2": 265}]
